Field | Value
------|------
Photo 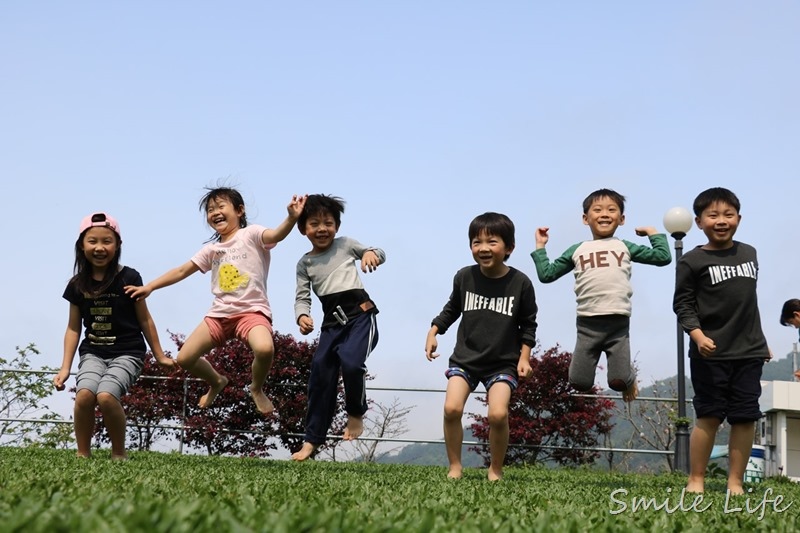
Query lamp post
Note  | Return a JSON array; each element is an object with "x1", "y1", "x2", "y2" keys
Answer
[{"x1": 663, "y1": 207, "x2": 693, "y2": 474}]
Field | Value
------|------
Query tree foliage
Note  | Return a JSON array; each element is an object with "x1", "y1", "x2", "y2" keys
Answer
[
  {"x1": 0, "y1": 343, "x2": 65, "y2": 446},
  {"x1": 469, "y1": 345, "x2": 615, "y2": 467}
]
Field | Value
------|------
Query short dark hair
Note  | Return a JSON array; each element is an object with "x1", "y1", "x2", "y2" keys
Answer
[
  {"x1": 468, "y1": 212, "x2": 515, "y2": 260},
  {"x1": 692, "y1": 187, "x2": 740, "y2": 217},
  {"x1": 297, "y1": 194, "x2": 346, "y2": 233},
  {"x1": 583, "y1": 189, "x2": 626, "y2": 214},
  {"x1": 780, "y1": 299, "x2": 800, "y2": 326}
]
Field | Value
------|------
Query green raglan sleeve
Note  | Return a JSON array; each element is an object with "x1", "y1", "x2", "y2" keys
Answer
[
  {"x1": 624, "y1": 234, "x2": 672, "y2": 266},
  {"x1": 530, "y1": 243, "x2": 580, "y2": 283}
]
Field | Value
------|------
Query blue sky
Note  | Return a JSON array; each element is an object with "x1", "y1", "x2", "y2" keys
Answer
[{"x1": 2, "y1": 2, "x2": 799, "y2": 446}]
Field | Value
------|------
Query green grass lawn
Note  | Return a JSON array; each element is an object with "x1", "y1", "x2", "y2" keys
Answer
[{"x1": 1, "y1": 447, "x2": 798, "y2": 532}]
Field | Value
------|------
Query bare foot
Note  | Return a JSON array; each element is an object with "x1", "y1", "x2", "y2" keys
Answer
[
  {"x1": 343, "y1": 415, "x2": 363, "y2": 440},
  {"x1": 249, "y1": 384, "x2": 274, "y2": 415},
  {"x1": 622, "y1": 381, "x2": 639, "y2": 403},
  {"x1": 199, "y1": 375, "x2": 229, "y2": 408},
  {"x1": 727, "y1": 485, "x2": 745, "y2": 496},
  {"x1": 488, "y1": 467, "x2": 503, "y2": 481},
  {"x1": 110, "y1": 454, "x2": 129, "y2": 461},
  {"x1": 685, "y1": 479, "x2": 704, "y2": 494},
  {"x1": 291, "y1": 442, "x2": 318, "y2": 461},
  {"x1": 447, "y1": 466, "x2": 463, "y2": 479},
  {"x1": 76, "y1": 452, "x2": 91, "y2": 459}
]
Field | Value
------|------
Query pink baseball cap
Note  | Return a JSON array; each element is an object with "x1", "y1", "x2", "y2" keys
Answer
[{"x1": 79, "y1": 212, "x2": 121, "y2": 238}]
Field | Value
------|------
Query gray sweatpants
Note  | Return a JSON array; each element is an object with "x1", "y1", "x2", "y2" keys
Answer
[{"x1": 570, "y1": 315, "x2": 635, "y2": 392}]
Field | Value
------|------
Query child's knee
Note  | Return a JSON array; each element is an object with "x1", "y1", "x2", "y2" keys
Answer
[
  {"x1": 176, "y1": 350, "x2": 199, "y2": 369},
  {"x1": 443, "y1": 403, "x2": 464, "y2": 421},
  {"x1": 252, "y1": 348, "x2": 274, "y2": 362},
  {"x1": 96, "y1": 392, "x2": 119, "y2": 408},
  {"x1": 569, "y1": 378, "x2": 594, "y2": 392},
  {"x1": 74, "y1": 389, "x2": 96, "y2": 409},
  {"x1": 487, "y1": 409, "x2": 509, "y2": 427},
  {"x1": 608, "y1": 378, "x2": 628, "y2": 392}
]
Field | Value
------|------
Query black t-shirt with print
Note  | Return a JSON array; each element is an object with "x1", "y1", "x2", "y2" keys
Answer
[{"x1": 63, "y1": 266, "x2": 147, "y2": 360}]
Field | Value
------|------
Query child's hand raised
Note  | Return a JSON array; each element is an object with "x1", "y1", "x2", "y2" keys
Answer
[
  {"x1": 286, "y1": 194, "x2": 308, "y2": 220},
  {"x1": 634, "y1": 226, "x2": 658, "y2": 237},
  {"x1": 535, "y1": 227, "x2": 550, "y2": 247}
]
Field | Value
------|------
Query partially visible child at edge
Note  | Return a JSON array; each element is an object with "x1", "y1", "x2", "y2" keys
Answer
[
  {"x1": 673, "y1": 187, "x2": 771, "y2": 495},
  {"x1": 779, "y1": 299, "x2": 800, "y2": 380},
  {"x1": 54, "y1": 213, "x2": 177, "y2": 459},
  {"x1": 126, "y1": 187, "x2": 307, "y2": 415},
  {"x1": 425, "y1": 212, "x2": 537, "y2": 481},
  {"x1": 291, "y1": 194, "x2": 385, "y2": 461},
  {"x1": 531, "y1": 188, "x2": 671, "y2": 402}
]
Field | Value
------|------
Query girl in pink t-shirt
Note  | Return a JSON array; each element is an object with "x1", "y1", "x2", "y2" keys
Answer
[{"x1": 126, "y1": 187, "x2": 306, "y2": 414}]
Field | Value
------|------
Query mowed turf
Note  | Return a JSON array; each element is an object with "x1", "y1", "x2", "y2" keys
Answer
[{"x1": 1, "y1": 447, "x2": 798, "y2": 532}]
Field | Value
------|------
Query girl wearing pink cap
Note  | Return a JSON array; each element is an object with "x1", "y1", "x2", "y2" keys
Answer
[{"x1": 54, "y1": 212, "x2": 176, "y2": 459}]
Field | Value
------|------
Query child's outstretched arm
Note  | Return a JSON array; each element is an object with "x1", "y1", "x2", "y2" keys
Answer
[
  {"x1": 134, "y1": 300, "x2": 177, "y2": 370},
  {"x1": 261, "y1": 194, "x2": 308, "y2": 245},
  {"x1": 629, "y1": 227, "x2": 672, "y2": 266},
  {"x1": 125, "y1": 260, "x2": 200, "y2": 301},
  {"x1": 535, "y1": 227, "x2": 550, "y2": 249},
  {"x1": 531, "y1": 228, "x2": 577, "y2": 283},
  {"x1": 54, "y1": 304, "x2": 82, "y2": 391},
  {"x1": 634, "y1": 226, "x2": 658, "y2": 237}
]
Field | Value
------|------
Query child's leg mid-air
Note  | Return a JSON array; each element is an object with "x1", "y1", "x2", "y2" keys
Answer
[
  {"x1": 442, "y1": 376, "x2": 472, "y2": 479},
  {"x1": 292, "y1": 333, "x2": 341, "y2": 461},
  {"x1": 486, "y1": 382, "x2": 513, "y2": 481},
  {"x1": 178, "y1": 321, "x2": 229, "y2": 408},
  {"x1": 248, "y1": 325, "x2": 275, "y2": 415},
  {"x1": 686, "y1": 416, "x2": 721, "y2": 493},
  {"x1": 340, "y1": 313, "x2": 378, "y2": 440},
  {"x1": 344, "y1": 415, "x2": 363, "y2": 441}
]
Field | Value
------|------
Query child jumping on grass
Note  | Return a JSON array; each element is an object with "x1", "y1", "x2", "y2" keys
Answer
[
  {"x1": 425, "y1": 212, "x2": 537, "y2": 481},
  {"x1": 531, "y1": 188, "x2": 671, "y2": 402},
  {"x1": 291, "y1": 194, "x2": 385, "y2": 461},
  {"x1": 126, "y1": 187, "x2": 306, "y2": 414}
]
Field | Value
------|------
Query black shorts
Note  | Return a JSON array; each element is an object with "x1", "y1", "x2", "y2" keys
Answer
[{"x1": 689, "y1": 357, "x2": 764, "y2": 424}]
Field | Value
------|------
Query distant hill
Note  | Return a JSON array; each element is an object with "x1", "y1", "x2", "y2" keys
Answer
[
  {"x1": 376, "y1": 427, "x2": 484, "y2": 467},
  {"x1": 380, "y1": 353, "x2": 798, "y2": 470}
]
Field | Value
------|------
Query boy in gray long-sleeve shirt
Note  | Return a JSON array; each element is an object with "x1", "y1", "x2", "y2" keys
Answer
[{"x1": 291, "y1": 194, "x2": 385, "y2": 461}]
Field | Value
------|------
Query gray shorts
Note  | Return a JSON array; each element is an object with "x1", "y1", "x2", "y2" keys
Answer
[{"x1": 76, "y1": 353, "x2": 144, "y2": 400}]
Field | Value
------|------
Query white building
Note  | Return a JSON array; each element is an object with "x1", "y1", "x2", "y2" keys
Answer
[{"x1": 758, "y1": 380, "x2": 800, "y2": 480}]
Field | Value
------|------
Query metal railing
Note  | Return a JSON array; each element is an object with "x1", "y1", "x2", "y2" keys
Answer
[{"x1": 1, "y1": 367, "x2": 690, "y2": 458}]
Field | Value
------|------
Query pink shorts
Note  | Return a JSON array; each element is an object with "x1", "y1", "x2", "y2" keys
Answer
[{"x1": 204, "y1": 312, "x2": 273, "y2": 347}]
